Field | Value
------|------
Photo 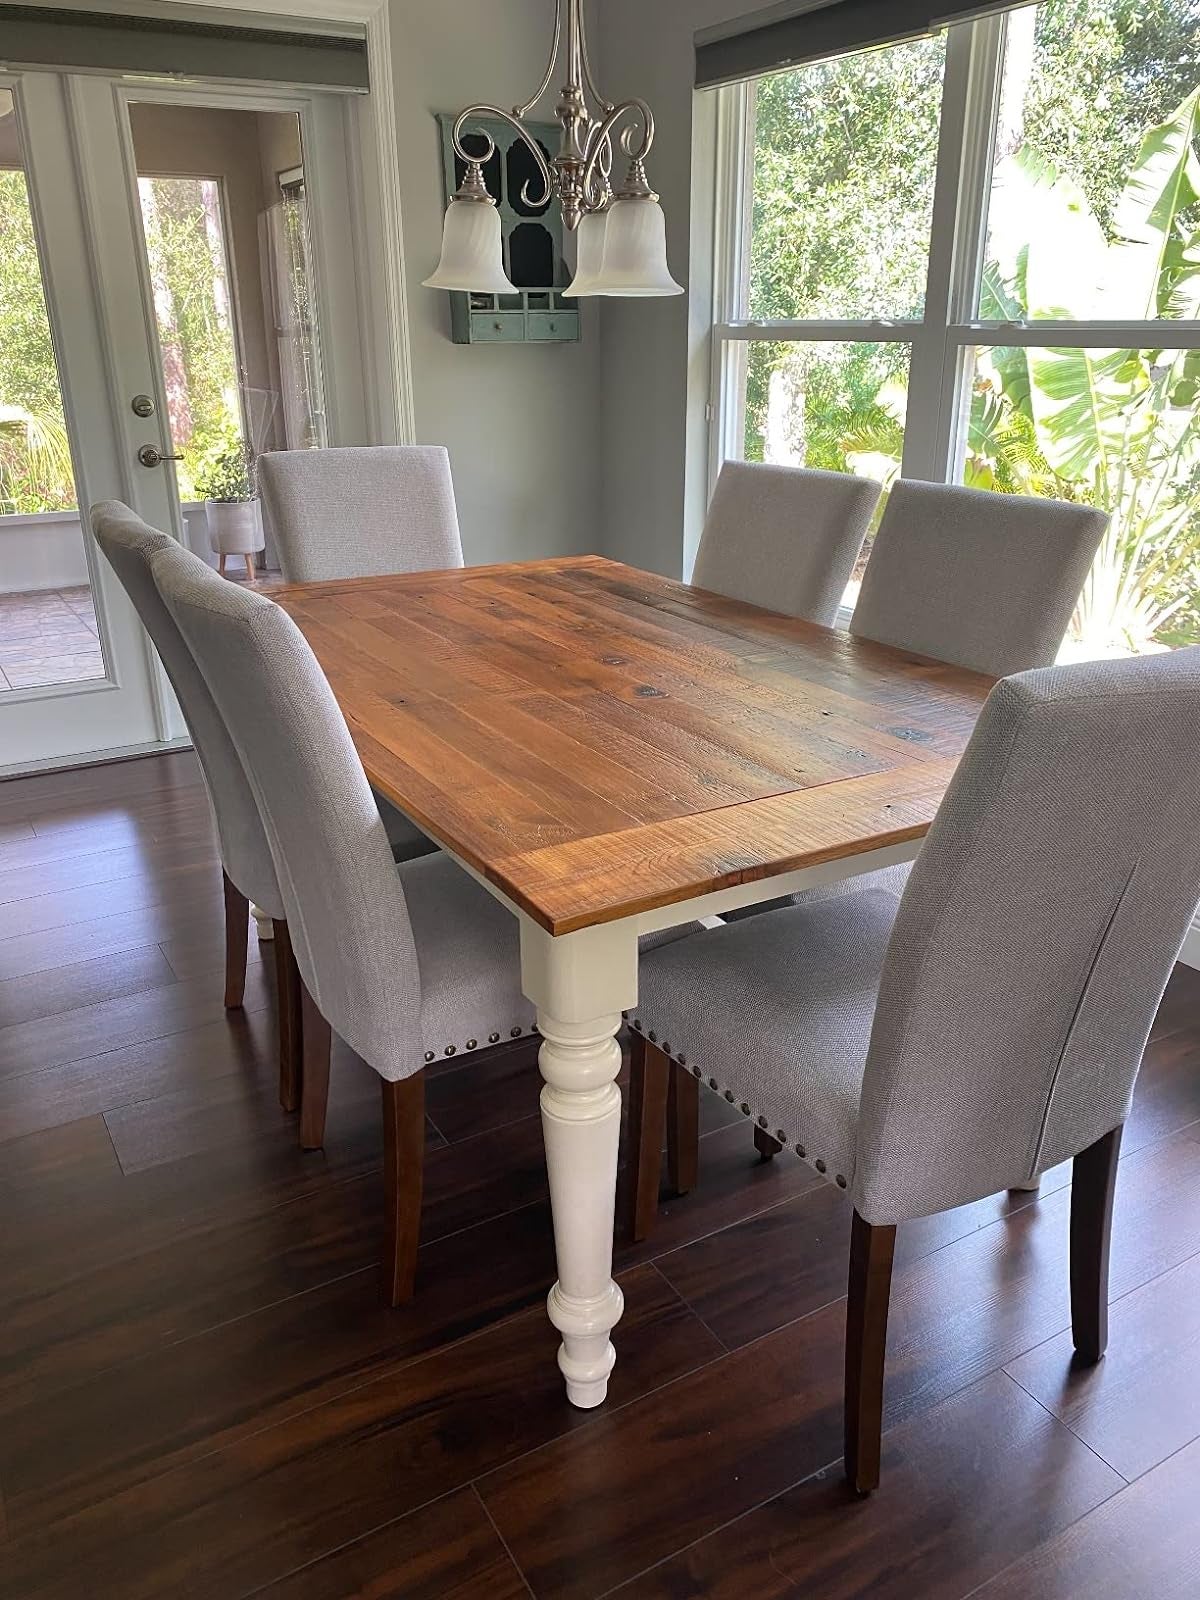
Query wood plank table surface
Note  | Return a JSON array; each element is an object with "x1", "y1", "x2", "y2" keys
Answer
[{"x1": 275, "y1": 555, "x2": 995, "y2": 1406}]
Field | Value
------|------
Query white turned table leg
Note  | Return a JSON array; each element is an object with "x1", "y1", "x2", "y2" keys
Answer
[
  {"x1": 251, "y1": 903, "x2": 274, "y2": 941},
  {"x1": 520, "y1": 917, "x2": 639, "y2": 1409}
]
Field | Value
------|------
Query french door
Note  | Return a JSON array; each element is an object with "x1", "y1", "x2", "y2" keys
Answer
[{"x1": 0, "y1": 67, "x2": 369, "y2": 772}]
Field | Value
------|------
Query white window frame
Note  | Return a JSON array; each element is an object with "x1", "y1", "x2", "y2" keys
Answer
[{"x1": 709, "y1": 8, "x2": 1200, "y2": 517}]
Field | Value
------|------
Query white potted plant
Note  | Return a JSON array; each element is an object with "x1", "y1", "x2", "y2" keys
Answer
[{"x1": 195, "y1": 432, "x2": 265, "y2": 578}]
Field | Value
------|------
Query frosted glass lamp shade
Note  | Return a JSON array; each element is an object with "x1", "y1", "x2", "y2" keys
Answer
[
  {"x1": 563, "y1": 210, "x2": 609, "y2": 297},
  {"x1": 423, "y1": 199, "x2": 517, "y2": 294},
  {"x1": 595, "y1": 197, "x2": 683, "y2": 297}
]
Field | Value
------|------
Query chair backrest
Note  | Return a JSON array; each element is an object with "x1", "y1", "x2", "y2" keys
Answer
[
  {"x1": 89, "y1": 501, "x2": 282, "y2": 917},
  {"x1": 855, "y1": 646, "x2": 1200, "y2": 1223},
  {"x1": 850, "y1": 480, "x2": 1109, "y2": 675},
  {"x1": 692, "y1": 460, "x2": 880, "y2": 626},
  {"x1": 151, "y1": 539, "x2": 422, "y2": 1077},
  {"x1": 258, "y1": 445, "x2": 464, "y2": 583}
]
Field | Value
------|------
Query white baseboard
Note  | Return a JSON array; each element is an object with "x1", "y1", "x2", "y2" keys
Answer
[{"x1": 0, "y1": 736, "x2": 192, "y2": 781}]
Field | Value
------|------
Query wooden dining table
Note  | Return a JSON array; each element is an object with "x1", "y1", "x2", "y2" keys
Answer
[{"x1": 274, "y1": 554, "x2": 994, "y2": 1409}]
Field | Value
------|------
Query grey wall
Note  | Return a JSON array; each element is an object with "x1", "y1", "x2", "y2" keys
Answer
[
  {"x1": 390, "y1": 0, "x2": 603, "y2": 566},
  {"x1": 596, "y1": 0, "x2": 771, "y2": 579}
]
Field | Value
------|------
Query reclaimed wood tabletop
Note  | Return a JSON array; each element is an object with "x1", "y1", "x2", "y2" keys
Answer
[{"x1": 273, "y1": 555, "x2": 994, "y2": 935}]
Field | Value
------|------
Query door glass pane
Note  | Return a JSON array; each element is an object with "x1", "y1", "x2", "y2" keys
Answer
[
  {"x1": 128, "y1": 104, "x2": 326, "y2": 575},
  {"x1": 747, "y1": 35, "x2": 946, "y2": 322},
  {"x1": 979, "y1": 0, "x2": 1200, "y2": 321},
  {"x1": 137, "y1": 174, "x2": 245, "y2": 504},
  {"x1": 0, "y1": 88, "x2": 105, "y2": 693},
  {"x1": 742, "y1": 339, "x2": 912, "y2": 606},
  {"x1": 962, "y1": 344, "x2": 1200, "y2": 657}
]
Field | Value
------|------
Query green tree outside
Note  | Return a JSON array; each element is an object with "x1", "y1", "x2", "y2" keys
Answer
[
  {"x1": 745, "y1": 0, "x2": 1200, "y2": 654},
  {"x1": 0, "y1": 168, "x2": 245, "y2": 515}
]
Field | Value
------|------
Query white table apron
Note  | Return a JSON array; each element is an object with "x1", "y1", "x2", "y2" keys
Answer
[{"x1": 444, "y1": 835, "x2": 920, "y2": 1409}]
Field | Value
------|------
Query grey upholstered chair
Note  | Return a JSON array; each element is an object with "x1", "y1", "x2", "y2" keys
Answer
[
  {"x1": 257, "y1": 445, "x2": 464, "y2": 583},
  {"x1": 851, "y1": 479, "x2": 1109, "y2": 675},
  {"x1": 627, "y1": 646, "x2": 1200, "y2": 1491},
  {"x1": 152, "y1": 540, "x2": 696, "y2": 1303},
  {"x1": 90, "y1": 502, "x2": 302, "y2": 1106},
  {"x1": 692, "y1": 461, "x2": 880, "y2": 625},
  {"x1": 706, "y1": 479, "x2": 1111, "y2": 1156},
  {"x1": 90, "y1": 502, "x2": 436, "y2": 1115}
]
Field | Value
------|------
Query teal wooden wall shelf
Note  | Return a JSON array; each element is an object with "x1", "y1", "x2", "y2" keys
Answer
[{"x1": 436, "y1": 113, "x2": 581, "y2": 346}]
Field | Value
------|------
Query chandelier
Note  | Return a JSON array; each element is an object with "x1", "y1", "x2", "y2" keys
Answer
[{"x1": 424, "y1": 0, "x2": 682, "y2": 299}]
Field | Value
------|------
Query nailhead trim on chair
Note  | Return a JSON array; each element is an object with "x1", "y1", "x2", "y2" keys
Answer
[
  {"x1": 421, "y1": 1025, "x2": 532, "y2": 1071},
  {"x1": 632, "y1": 1019, "x2": 850, "y2": 1192}
]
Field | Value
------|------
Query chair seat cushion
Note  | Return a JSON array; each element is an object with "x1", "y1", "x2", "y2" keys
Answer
[
  {"x1": 398, "y1": 853, "x2": 705, "y2": 1071},
  {"x1": 399, "y1": 853, "x2": 536, "y2": 1066},
  {"x1": 632, "y1": 889, "x2": 901, "y2": 1186}
]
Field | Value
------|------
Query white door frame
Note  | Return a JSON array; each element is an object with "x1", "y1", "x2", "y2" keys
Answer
[
  {"x1": 0, "y1": 69, "x2": 167, "y2": 773},
  {"x1": 0, "y1": 0, "x2": 416, "y2": 773},
  {"x1": 71, "y1": 70, "x2": 379, "y2": 744}
]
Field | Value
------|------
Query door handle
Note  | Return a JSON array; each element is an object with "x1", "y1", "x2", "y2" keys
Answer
[{"x1": 137, "y1": 443, "x2": 184, "y2": 469}]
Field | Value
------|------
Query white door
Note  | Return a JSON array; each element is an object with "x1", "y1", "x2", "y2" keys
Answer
[
  {"x1": 0, "y1": 70, "x2": 371, "y2": 768},
  {"x1": 0, "y1": 71, "x2": 164, "y2": 769}
]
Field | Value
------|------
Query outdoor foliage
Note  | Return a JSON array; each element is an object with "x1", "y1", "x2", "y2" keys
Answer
[
  {"x1": 970, "y1": 87, "x2": 1200, "y2": 652},
  {"x1": 0, "y1": 167, "x2": 248, "y2": 516},
  {"x1": 747, "y1": 0, "x2": 1200, "y2": 654},
  {"x1": 0, "y1": 171, "x2": 75, "y2": 514},
  {"x1": 138, "y1": 176, "x2": 246, "y2": 502},
  {"x1": 192, "y1": 425, "x2": 253, "y2": 503}
]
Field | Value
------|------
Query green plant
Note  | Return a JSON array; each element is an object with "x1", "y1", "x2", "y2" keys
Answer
[
  {"x1": 193, "y1": 428, "x2": 253, "y2": 503},
  {"x1": 0, "y1": 402, "x2": 74, "y2": 514},
  {"x1": 967, "y1": 88, "x2": 1200, "y2": 654}
]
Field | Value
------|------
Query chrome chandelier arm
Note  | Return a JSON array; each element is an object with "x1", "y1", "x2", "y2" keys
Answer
[
  {"x1": 581, "y1": 97, "x2": 655, "y2": 194},
  {"x1": 580, "y1": 6, "x2": 614, "y2": 116},
  {"x1": 581, "y1": 130, "x2": 614, "y2": 212},
  {"x1": 513, "y1": 0, "x2": 563, "y2": 119},
  {"x1": 452, "y1": 104, "x2": 556, "y2": 209}
]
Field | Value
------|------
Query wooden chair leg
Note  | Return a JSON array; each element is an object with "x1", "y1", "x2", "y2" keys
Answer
[
  {"x1": 845, "y1": 1211, "x2": 896, "y2": 1496},
  {"x1": 222, "y1": 871, "x2": 249, "y2": 1010},
  {"x1": 218, "y1": 553, "x2": 227, "y2": 577},
  {"x1": 298, "y1": 983, "x2": 332, "y2": 1151},
  {"x1": 626, "y1": 1033, "x2": 670, "y2": 1242},
  {"x1": 667, "y1": 1063, "x2": 699, "y2": 1195},
  {"x1": 273, "y1": 919, "x2": 303, "y2": 1113},
  {"x1": 754, "y1": 1126, "x2": 784, "y2": 1161},
  {"x1": 382, "y1": 1073, "x2": 426, "y2": 1306},
  {"x1": 1071, "y1": 1125, "x2": 1123, "y2": 1365}
]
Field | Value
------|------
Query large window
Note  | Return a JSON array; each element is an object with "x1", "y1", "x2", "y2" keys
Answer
[{"x1": 711, "y1": 0, "x2": 1200, "y2": 654}]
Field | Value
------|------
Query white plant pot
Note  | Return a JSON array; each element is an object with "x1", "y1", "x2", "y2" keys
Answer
[{"x1": 206, "y1": 498, "x2": 265, "y2": 556}]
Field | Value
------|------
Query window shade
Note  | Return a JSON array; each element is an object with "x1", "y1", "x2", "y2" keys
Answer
[
  {"x1": 0, "y1": 4, "x2": 368, "y2": 90},
  {"x1": 695, "y1": 0, "x2": 1031, "y2": 88}
]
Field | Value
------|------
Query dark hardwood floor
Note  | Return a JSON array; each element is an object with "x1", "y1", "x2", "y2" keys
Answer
[{"x1": 1, "y1": 750, "x2": 1199, "y2": 1598}]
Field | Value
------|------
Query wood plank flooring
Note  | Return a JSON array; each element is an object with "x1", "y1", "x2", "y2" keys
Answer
[{"x1": 1, "y1": 750, "x2": 1199, "y2": 1597}]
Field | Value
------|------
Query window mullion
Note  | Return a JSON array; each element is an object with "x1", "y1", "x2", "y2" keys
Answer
[
  {"x1": 903, "y1": 14, "x2": 1007, "y2": 485},
  {"x1": 709, "y1": 81, "x2": 755, "y2": 494}
]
